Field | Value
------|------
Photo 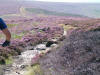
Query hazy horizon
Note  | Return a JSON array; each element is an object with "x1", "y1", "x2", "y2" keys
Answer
[
  {"x1": 0, "y1": 0, "x2": 100, "y2": 18},
  {"x1": 31, "y1": 0, "x2": 100, "y2": 3}
]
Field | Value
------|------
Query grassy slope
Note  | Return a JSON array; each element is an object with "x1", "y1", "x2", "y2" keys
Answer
[
  {"x1": 25, "y1": 7, "x2": 87, "y2": 17},
  {"x1": 24, "y1": 1, "x2": 100, "y2": 18},
  {"x1": 0, "y1": 1, "x2": 100, "y2": 18}
]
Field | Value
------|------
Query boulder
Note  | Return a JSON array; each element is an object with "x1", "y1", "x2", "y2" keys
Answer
[
  {"x1": 46, "y1": 41, "x2": 54, "y2": 47},
  {"x1": 35, "y1": 44, "x2": 46, "y2": 50},
  {"x1": 46, "y1": 38, "x2": 58, "y2": 47}
]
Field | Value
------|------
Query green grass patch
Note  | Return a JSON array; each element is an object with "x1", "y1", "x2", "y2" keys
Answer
[
  {"x1": 59, "y1": 24, "x2": 77, "y2": 31},
  {"x1": 0, "y1": 34, "x2": 4, "y2": 39},
  {"x1": 5, "y1": 57, "x2": 13, "y2": 65},
  {"x1": 25, "y1": 8, "x2": 85, "y2": 17},
  {"x1": 12, "y1": 32, "x2": 25, "y2": 39},
  {"x1": 32, "y1": 22, "x2": 40, "y2": 26},
  {"x1": 7, "y1": 24, "x2": 18, "y2": 28},
  {"x1": 0, "y1": 32, "x2": 24, "y2": 40},
  {"x1": 30, "y1": 30, "x2": 36, "y2": 34},
  {"x1": 25, "y1": 64, "x2": 44, "y2": 75}
]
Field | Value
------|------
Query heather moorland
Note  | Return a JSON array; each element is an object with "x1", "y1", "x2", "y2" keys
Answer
[{"x1": 0, "y1": 1, "x2": 100, "y2": 75}]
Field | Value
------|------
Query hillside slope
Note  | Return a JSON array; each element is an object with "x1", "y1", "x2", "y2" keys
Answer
[
  {"x1": 25, "y1": 7, "x2": 87, "y2": 17},
  {"x1": 23, "y1": 1, "x2": 100, "y2": 18},
  {"x1": 39, "y1": 26, "x2": 100, "y2": 75},
  {"x1": 0, "y1": 1, "x2": 100, "y2": 18}
]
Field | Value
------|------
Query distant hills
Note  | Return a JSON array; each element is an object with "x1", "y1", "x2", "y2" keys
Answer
[
  {"x1": 0, "y1": 0, "x2": 100, "y2": 18},
  {"x1": 24, "y1": 1, "x2": 100, "y2": 18},
  {"x1": 0, "y1": 0, "x2": 20, "y2": 15},
  {"x1": 25, "y1": 7, "x2": 87, "y2": 17}
]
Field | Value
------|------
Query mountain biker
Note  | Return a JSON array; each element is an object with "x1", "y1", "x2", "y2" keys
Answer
[{"x1": 0, "y1": 18, "x2": 11, "y2": 47}]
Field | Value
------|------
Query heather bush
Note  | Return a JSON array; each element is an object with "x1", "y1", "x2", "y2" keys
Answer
[
  {"x1": 39, "y1": 27, "x2": 100, "y2": 75},
  {"x1": 0, "y1": 24, "x2": 63, "y2": 64}
]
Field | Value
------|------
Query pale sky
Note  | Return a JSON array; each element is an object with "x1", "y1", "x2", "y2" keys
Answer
[{"x1": 34, "y1": 0, "x2": 100, "y2": 3}]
